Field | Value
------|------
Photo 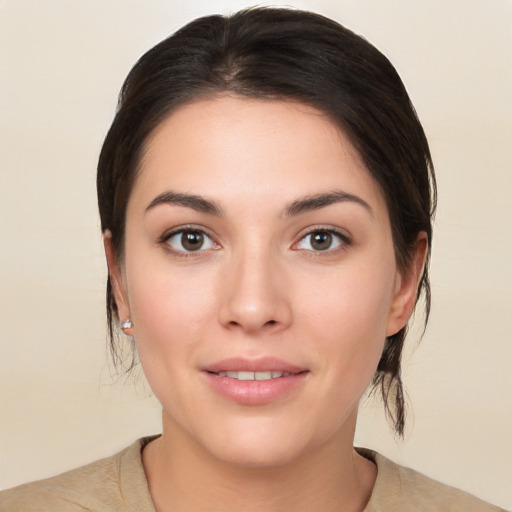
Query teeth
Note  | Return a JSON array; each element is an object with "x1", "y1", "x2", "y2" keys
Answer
[
  {"x1": 255, "y1": 371, "x2": 272, "y2": 380},
  {"x1": 238, "y1": 371, "x2": 256, "y2": 381},
  {"x1": 216, "y1": 371, "x2": 290, "y2": 380}
]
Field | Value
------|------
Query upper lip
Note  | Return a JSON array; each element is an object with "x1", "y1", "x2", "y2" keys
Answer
[{"x1": 203, "y1": 357, "x2": 306, "y2": 374}]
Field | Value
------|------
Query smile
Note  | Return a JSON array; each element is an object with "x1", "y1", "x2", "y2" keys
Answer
[{"x1": 214, "y1": 371, "x2": 291, "y2": 380}]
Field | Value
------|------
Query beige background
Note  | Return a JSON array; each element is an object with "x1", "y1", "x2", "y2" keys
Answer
[{"x1": 0, "y1": 0, "x2": 511, "y2": 508}]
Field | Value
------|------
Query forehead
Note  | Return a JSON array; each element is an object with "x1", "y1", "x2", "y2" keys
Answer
[{"x1": 131, "y1": 96, "x2": 387, "y2": 217}]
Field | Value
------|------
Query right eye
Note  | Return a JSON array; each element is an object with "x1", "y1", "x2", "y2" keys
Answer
[{"x1": 164, "y1": 229, "x2": 218, "y2": 253}]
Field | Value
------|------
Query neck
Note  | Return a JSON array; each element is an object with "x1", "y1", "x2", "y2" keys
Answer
[{"x1": 142, "y1": 412, "x2": 376, "y2": 512}]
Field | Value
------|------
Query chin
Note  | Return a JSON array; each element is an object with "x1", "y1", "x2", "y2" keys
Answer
[
  {"x1": 213, "y1": 438, "x2": 305, "y2": 469},
  {"x1": 196, "y1": 416, "x2": 322, "y2": 469}
]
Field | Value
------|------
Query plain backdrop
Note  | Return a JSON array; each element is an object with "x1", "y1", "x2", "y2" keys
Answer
[{"x1": 0, "y1": 0, "x2": 511, "y2": 509}]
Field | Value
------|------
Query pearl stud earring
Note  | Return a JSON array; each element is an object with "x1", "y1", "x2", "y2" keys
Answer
[{"x1": 120, "y1": 318, "x2": 133, "y2": 334}]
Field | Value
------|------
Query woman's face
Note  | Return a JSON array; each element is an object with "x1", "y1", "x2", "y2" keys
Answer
[{"x1": 109, "y1": 96, "x2": 419, "y2": 467}]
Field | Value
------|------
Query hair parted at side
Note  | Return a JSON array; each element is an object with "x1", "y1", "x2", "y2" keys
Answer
[{"x1": 97, "y1": 6, "x2": 436, "y2": 437}]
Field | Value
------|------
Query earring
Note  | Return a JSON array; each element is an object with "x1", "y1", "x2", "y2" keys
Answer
[{"x1": 121, "y1": 318, "x2": 133, "y2": 335}]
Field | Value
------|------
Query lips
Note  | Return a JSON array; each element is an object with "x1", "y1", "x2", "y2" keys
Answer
[{"x1": 202, "y1": 357, "x2": 308, "y2": 405}]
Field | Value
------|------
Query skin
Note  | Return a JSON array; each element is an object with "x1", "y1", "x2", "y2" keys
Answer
[{"x1": 105, "y1": 96, "x2": 427, "y2": 512}]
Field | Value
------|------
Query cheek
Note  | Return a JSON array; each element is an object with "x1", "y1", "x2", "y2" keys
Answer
[
  {"x1": 296, "y1": 252, "x2": 396, "y2": 380},
  {"x1": 298, "y1": 255, "x2": 396, "y2": 339},
  {"x1": 125, "y1": 257, "x2": 218, "y2": 358}
]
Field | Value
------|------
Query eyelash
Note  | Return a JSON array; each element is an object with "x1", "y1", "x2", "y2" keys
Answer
[
  {"x1": 159, "y1": 226, "x2": 351, "y2": 256},
  {"x1": 159, "y1": 225, "x2": 219, "y2": 256},
  {"x1": 294, "y1": 227, "x2": 351, "y2": 253}
]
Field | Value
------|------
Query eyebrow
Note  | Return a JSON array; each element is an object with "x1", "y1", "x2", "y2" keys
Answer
[
  {"x1": 145, "y1": 191, "x2": 224, "y2": 216},
  {"x1": 283, "y1": 190, "x2": 372, "y2": 217},
  {"x1": 145, "y1": 189, "x2": 372, "y2": 218}
]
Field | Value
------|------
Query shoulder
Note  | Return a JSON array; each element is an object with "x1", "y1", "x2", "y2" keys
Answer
[
  {"x1": 357, "y1": 448, "x2": 508, "y2": 512},
  {"x1": 0, "y1": 437, "x2": 156, "y2": 512},
  {"x1": 0, "y1": 447, "x2": 127, "y2": 512}
]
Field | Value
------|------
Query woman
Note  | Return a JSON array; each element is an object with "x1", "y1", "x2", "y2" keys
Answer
[{"x1": 0, "y1": 7, "x2": 507, "y2": 511}]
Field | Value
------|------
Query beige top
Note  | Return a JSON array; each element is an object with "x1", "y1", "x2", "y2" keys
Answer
[{"x1": 0, "y1": 437, "x2": 507, "y2": 511}]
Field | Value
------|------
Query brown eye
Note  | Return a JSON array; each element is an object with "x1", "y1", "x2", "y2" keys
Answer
[
  {"x1": 181, "y1": 231, "x2": 204, "y2": 251},
  {"x1": 296, "y1": 230, "x2": 344, "y2": 252},
  {"x1": 165, "y1": 229, "x2": 217, "y2": 253},
  {"x1": 311, "y1": 232, "x2": 332, "y2": 251}
]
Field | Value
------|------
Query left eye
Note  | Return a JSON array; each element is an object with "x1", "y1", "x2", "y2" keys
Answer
[
  {"x1": 296, "y1": 230, "x2": 345, "y2": 251},
  {"x1": 165, "y1": 229, "x2": 217, "y2": 253}
]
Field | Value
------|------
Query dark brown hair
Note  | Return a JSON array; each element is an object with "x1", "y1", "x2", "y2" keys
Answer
[{"x1": 97, "y1": 7, "x2": 436, "y2": 436}]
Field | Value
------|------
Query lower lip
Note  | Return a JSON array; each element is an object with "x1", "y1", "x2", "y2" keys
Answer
[{"x1": 203, "y1": 372, "x2": 308, "y2": 405}]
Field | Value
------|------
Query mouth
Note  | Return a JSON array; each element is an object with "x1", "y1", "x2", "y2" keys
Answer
[{"x1": 202, "y1": 358, "x2": 309, "y2": 405}]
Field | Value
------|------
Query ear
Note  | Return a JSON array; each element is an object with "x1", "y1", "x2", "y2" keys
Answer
[
  {"x1": 103, "y1": 231, "x2": 132, "y2": 335},
  {"x1": 386, "y1": 232, "x2": 428, "y2": 337}
]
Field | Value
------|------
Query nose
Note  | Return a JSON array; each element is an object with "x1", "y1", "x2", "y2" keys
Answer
[{"x1": 218, "y1": 248, "x2": 292, "y2": 334}]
